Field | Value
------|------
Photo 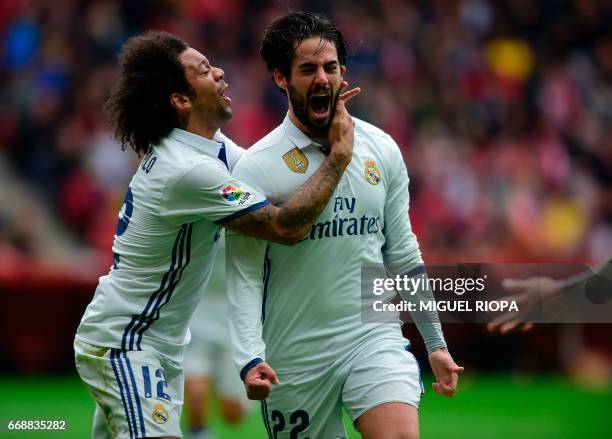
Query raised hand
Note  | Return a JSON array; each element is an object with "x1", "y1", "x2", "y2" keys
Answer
[{"x1": 328, "y1": 81, "x2": 361, "y2": 165}]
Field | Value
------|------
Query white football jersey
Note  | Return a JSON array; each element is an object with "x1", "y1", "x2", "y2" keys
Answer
[
  {"x1": 76, "y1": 128, "x2": 266, "y2": 362},
  {"x1": 187, "y1": 231, "x2": 228, "y2": 342},
  {"x1": 227, "y1": 116, "x2": 446, "y2": 377}
]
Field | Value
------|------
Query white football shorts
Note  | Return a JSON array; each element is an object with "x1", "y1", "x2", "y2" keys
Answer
[
  {"x1": 260, "y1": 332, "x2": 423, "y2": 438},
  {"x1": 74, "y1": 338, "x2": 184, "y2": 438}
]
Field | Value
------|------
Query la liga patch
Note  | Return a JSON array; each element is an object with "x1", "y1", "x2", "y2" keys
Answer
[{"x1": 221, "y1": 184, "x2": 252, "y2": 205}]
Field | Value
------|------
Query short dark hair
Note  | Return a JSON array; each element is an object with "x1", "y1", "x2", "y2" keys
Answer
[
  {"x1": 104, "y1": 31, "x2": 195, "y2": 156},
  {"x1": 260, "y1": 12, "x2": 347, "y2": 86}
]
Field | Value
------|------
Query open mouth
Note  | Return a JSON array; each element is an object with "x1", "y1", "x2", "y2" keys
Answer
[
  {"x1": 309, "y1": 94, "x2": 330, "y2": 118},
  {"x1": 220, "y1": 86, "x2": 231, "y2": 103}
]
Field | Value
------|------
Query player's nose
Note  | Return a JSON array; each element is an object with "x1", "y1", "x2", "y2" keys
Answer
[
  {"x1": 313, "y1": 66, "x2": 328, "y2": 86},
  {"x1": 213, "y1": 66, "x2": 224, "y2": 81}
]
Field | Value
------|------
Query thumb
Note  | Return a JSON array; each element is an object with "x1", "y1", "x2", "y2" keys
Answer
[
  {"x1": 452, "y1": 365, "x2": 465, "y2": 374},
  {"x1": 259, "y1": 363, "x2": 280, "y2": 385}
]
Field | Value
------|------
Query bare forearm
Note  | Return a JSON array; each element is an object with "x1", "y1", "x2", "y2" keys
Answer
[
  {"x1": 224, "y1": 155, "x2": 349, "y2": 244},
  {"x1": 277, "y1": 155, "x2": 348, "y2": 235}
]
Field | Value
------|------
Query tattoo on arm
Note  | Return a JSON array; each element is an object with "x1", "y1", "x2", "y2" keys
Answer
[
  {"x1": 277, "y1": 158, "x2": 345, "y2": 234},
  {"x1": 224, "y1": 204, "x2": 274, "y2": 235},
  {"x1": 225, "y1": 156, "x2": 348, "y2": 243}
]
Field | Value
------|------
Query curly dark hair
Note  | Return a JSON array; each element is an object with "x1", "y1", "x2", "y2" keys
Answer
[
  {"x1": 260, "y1": 12, "x2": 348, "y2": 93},
  {"x1": 104, "y1": 31, "x2": 195, "y2": 156}
]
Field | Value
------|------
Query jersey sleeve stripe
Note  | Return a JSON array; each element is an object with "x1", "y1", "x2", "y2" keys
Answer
[{"x1": 214, "y1": 200, "x2": 269, "y2": 225}]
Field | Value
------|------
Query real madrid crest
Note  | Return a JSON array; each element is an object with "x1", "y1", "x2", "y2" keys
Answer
[
  {"x1": 282, "y1": 147, "x2": 309, "y2": 173},
  {"x1": 152, "y1": 403, "x2": 169, "y2": 424},
  {"x1": 364, "y1": 159, "x2": 382, "y2": 185}
]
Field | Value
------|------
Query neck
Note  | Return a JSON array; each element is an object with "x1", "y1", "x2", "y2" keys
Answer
[
  {"x1": 185, "y1": 117, "x2": 218, "y2": 140},
  {"x1": 288, "y1": 109, "x2": 327, "y2": 139}
]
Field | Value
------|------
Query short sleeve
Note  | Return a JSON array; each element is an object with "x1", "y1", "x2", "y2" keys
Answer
[{"x1": 162, "y1": 159, "x2": 268, "y2": 224}]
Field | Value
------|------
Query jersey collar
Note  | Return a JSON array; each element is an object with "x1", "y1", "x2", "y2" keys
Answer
[
  {"x1": 283, "y1": 114, "x2": 329, "y2": 152},
  {"x1": 167, "y1": 128, "x2": 224, "y2": 158}
]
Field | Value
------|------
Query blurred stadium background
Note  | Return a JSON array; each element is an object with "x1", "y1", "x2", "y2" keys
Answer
[{"x1": 0, "y1": 0, "x2": 610, "y2": 437}]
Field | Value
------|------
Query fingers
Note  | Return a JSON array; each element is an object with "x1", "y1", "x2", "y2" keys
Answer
[
  {"x1": 487, "y1": 313, "x2": 514, "y2": 332},
  {"x1": 501, "y1": 278, "x2": 530, "y2": 293},
  {"x1": 250, "y1": 377, "x2": 271, "y2": 388},
  {"x1": 521, "y1": 322, "x2": 534, "y2": 332},
  {"x1": 254, "y1": 363, "x2": 280, "y2": 385},
  {"x1": 500, "y1": 321, "x2": 520, "y2": 334},
  {"x1": 487, "y1": 299, "x2": 523, "y2": 332},
  {"x1": 246, "y1": 377, "x2": 271, "y2": 400},
  {"x1": 501, "y1": 321, "x2": 536, "y2": 334},
  {"x1": 488, "y1": 318, "x2": 532, "y2": 334},
  {"x1": 433, "y1": 366, "x2": 462, "y2": 397},
  {"x1": 245, "y1": 363, "x2": 280, "y2": 400},
  {"x1": 260, "y1": 363, "x2": 280, "y2": 385},
  {"x1": 452, "y1": 365, "x2": 465, "y2": 374},
  {"x1": 488, "y1": 319, "x2": 519, "y2": 334},
  {"x1": 338, "y1": 87, "x2": 361, "y2": 103},
  {"x1": 432, "y1": 376, "x2": 457, "y2": 397}
]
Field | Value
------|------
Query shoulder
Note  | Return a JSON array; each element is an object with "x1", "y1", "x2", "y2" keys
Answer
[
  {"x1": 216, "y1": 131, "x2": 245, "y2": 171},
  {"x1": 164, "y1": 153, "x2": 229, "y2": 195},
  {"x1": 245, "y1": 125, "x2": 286, "y2": 156},
  {"x1": 354, "y1": 118, "x2": 393, "y2": 141},
  {"x1": 231, "y1": 124, "x2": 287, "y2": 181},
  {"x1": 230, "y1": 132, "x2": 288, "y2": 193},
  {"x1": 354, "y1": 117, "x2": 402, "y2": 157},
  {"x1": 155, "y1": 135, "x2": 207, "y2": 168}
]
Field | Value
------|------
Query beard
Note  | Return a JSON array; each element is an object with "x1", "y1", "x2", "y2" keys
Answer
[
  {"x1": 288, "y1": 84, "x2": 340, "y2": 135},
  {"x1": 210, "y1": 99, "x2": 233, "y2": 122},
  {"x1": 192, "y1": 99, "x2": 232, "y2": 130}
]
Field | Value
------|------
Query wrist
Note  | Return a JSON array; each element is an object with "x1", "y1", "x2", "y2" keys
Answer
[
  {"x1": 326, "y1": 149, "x2": 351, "y2": 168},
  {"x1": 428, "y1": 347, "x2": 448, "y2": 357},
  {"x1": 240, "y1": 357, "x2": 264, "y2": 382}
]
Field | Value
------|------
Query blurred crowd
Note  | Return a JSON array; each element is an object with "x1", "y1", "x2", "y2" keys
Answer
[{"x1": 1, "y1": 0, "x2": 611, "y2": 278}]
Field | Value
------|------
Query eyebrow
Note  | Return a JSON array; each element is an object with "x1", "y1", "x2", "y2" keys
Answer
[{"x1": 297, "y1": 60, "x2": 338, "y2": 69}]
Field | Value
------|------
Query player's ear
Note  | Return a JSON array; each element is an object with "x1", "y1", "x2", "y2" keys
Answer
[
  {"x1": 170, "y1": 92, "x2": 191, "y2": 111},
  {"x1": 340, "y1": 65, "x2": 346, "y2": 75},
  {"x1": 273, "y1": 68, "x2": 288, "y2": 93}
]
